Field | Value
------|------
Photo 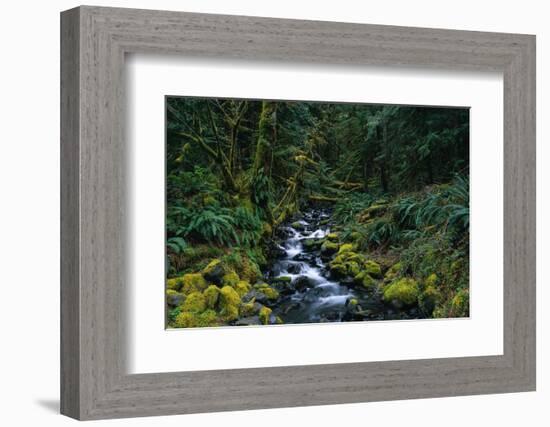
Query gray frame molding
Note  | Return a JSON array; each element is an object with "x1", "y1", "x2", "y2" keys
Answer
[{"x1": 60, "y1": 5, "x2": 536, "y2": 420}]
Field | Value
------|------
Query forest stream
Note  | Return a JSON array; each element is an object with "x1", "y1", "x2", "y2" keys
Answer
[{"x1": 265, "y1": 208, "x2": 421, "y2": 324}]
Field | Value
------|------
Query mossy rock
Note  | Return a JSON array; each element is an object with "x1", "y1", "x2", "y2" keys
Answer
[
  {"x1": 203, "y1": 285, "x2": 220, "y2": 309},
  {"x1": 240, "y1": 299, "x2": 260, "y2": 317},
  {"x1": 222, "y1": 270, "x2": 240, "y2": 287},
  {"x1": 219, "y1": 285, "x2": 241, "y2": 320},
  {"x1": 181, "y1": 291, "x2": 206, "y2": 313},
  {"x1": 259, "y1": 306, "x2": 272, "y2": 325},
  {"x1": 383, "y1": 278, "x2": 419, "y2": 308},
  {"x1": 329, "y1": 262, "x2": 348, "y2": 277},
  {"x1": 234, "y1": 280, "x2": 251, "y2": 297},
  {"x1": 173, "y1": 309, "x2": 219, "y2": 328},
  {"x1": 166, "y1": 277, "x2": 183, "y2": 292},
  {"x1": 262, "y1": 222, "x2": 273, "y2": 236},
  {"x1": 320, "y1": 240, "x2": 339, "y2": 255},
  {"x1": 166, "y1": 289, "x2": 185, "y2": 307},
  {"x1": 337, "y1": 243, "x2": 355, "y2": 255},
  {"x1": 358, "y1": 272, "x2": 377, "y2": 290},
  {"x1": 181, "y1": 273, "x2": 208, "y2": 294},
  {"x1": 326, "y1": 232, "x2": 339, "y2": 242},
  {"x1": 303, "y1": 238, "x2": 324, "y2": 250},
  {"x1": 363, "y1": 260, "x2": 382, "y2": 278},
  {"x1": 450, "y1": 289, "x2": 469, "y2": 317},
  {"x1": 202, "y1": 259, "x2": 226, "y2": 284},
  {"x1": 419, "y1": 285, "x2": 441, "y2": 316},
  {"x1": 271, "y1": 276, "x2": 292, "y2": 284}
]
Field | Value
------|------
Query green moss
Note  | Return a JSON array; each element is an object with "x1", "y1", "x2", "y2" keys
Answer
[
  {"x1": 222, "y1": 270, "x2": 240, "y2": 287},
  {"x1": 240, "y1": 299, "x2": 258, "y2": 317},
  {"x1": 450, "y1": 289, "x2": 469, "y2": 317},
  {"x1": 262, "y1": 286, "x2": 279, "y2": 300},
  {"x1": 329, "y1": 262, "x2": 348, "y2": 277},
  {"x1": 181, "y1": 291, "x2": 206, "y2": 313},
  {"x1": 347, "y1": 261, "x2": 361, "y2": 277},
  {"x1": 203, "y1": 285, "x2": 220, "y2": 309},
  {"x1": 363, "y1": 260, "x2": 382, "y2": 278},
  {"x1": 202, "y1": 259, "x2": 226, "y2": 284},
  {"x1": 173, "y1": 311, "x2": 197, "y2": 328},
  {"x1": 348, "y1": 298, "x2": 358, "y2": 307},
  {"x1": 326, "y1": 232, "x2": 339, "y2": 242},
  {"x1": 259, "y1": 306, "x2": 272, "y2": 325},
  {"x1": 235, "y1": 280, "x2": 251, "y2": 297},
  {"x1": 383, "y1": 278, "x2": 419, "y2": 307},
  {"x1": 272, "y1": 276, "x2": 292, "y2": 284},
  {"x1": 196, "y1": 309, "x2": 219, "y2": 327},
  {"x1": 361, "y1": 273, "x2": 376, "y2": 290},
  {"x1": 219, "y1": 285, "x2": 241, "y2": 320},
  {"x1": 320, "y1": 240, "x2": 339, "y2": 255},
  {"x1": 337, "y1": 243, "x2": 355, "y2": 254},
  {"x1": 181, "y1": 273, "x2": 208, "y2": 294},
  {"x1": 275, "y1": 316, "x2": 284, "y2": 324},
  {"x1": 166, "y1": 277, "x2": 183, "y2": 292}
]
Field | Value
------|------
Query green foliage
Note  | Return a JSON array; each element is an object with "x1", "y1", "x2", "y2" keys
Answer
[{"x1": 333, "y1": 193, "x2": 375, "y2": 224}]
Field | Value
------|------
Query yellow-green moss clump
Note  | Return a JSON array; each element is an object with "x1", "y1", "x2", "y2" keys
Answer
[
  {"x1": 320, "y1": 240, "x2": 339, "y2": 255},
  {"x1": 383, "y1": 278, "x2": 419, "y2": 307},
  {"x1": 219, "y1": 286, "x2": 241, "y2": 321},
  {"x1": 203, "y1": 285, "x2": 220, "y2": 309},
  {"x1": 222, "y1": 270, "x2": 240, "y2": 287},
  {"x1": 326, "y1": 232, "x2": 339, "y2": 242},
  {"x1": 363, "y1": 260, "x2": 382, "y2": 278},
  {"x1": 337, "y1": 243, "x2": 355, "y2": 254},
  {"x1": 181, "y1": 291, "x2": 206, "y2": 313},
  {"x1": 173, "y1": 309, "x2": 219, "y2": 328},
  {"x1": 181, "y1": 273, "x2": 208, "y2": 294},
  {"x1": 450, "y1": 288, "x2": 469, "y2": 317},
  {"x1": 240, "y1": 299, "x2": 258, "y2": 317},
  {"x1": 259, "y1": 306, "x2": 272, "y2": 325},
  {"x1": 234, "y1": 280, "x2": 251, "y2": 297},
  {"x1": 354, "y1": 271, "x2": 376, "y2": 290},
  {"x1": 166, "y1": 276, "x2": 183, "y2": 292}
]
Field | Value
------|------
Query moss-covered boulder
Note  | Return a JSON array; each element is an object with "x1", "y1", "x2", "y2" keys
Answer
[
  {"x1": 203, "y1": 285, "x2": 220, "y2": 309},
  {"x1": 181, "y1": 273, "x2": 208, "y2": 294},
  {"x1": 222, "y1": 270, "x2": 240, "y2": 287},
  {"x1": 166, "y1": 276, "x2": 183, "y2": 292},
  {"x1": 337, "y1": 243, "x2": 355, "y2": 255},
  {"x1": 234, "y1": 280, "x2": 251, "y2": 297},
  {"x1": 425, "y1": 273, "x2": 438, "y2": 288},
  {"x1": 219, "y1": 285, "x2": 241, "y2": 321},
  {"x1": 320, "y1": 240, "x2": 339, "y2": 255},
  {"x1": 173, "y1": 309, "x2": 219, "y2": 328},
  {"x1": 326, "y1": 232, "x2": 339, "y2": 242},
  {"x1": 291, "y1": 221, "x2": 305, "y2": 231},
  {"x1": 450, "y1": 289, "x2": 469, "y2": 317},
  {"x1": 303, "y1": 238, "x2": 324, "y2": 250},
  {"x1": 363, "y1": 260, "x2": 382, "y2": 278},
  {"x1": 383, "y1": 278, "x2": 419, "y2": 308},
  {"x1": 166, "y1": 289, "x2": 185, "y2": 307},
  {"x1": 181, "y1": 291, "x2": 206, "y2": 313},
  {"x1": 271, "y1": 276, "x2": 292, "y2": 284},
  {"x1": 202, "y1": 259, "x2": 225, "y2": 284},
  {"x1": 259, "y1": 306, "x2": 272, "y2": 325}
]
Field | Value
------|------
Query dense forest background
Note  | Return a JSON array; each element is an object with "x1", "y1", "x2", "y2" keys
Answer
[{"x1": 165, "y1": 97, "x2": 470, "y2": 328}]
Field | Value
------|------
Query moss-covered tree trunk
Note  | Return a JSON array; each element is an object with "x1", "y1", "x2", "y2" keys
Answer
[{"x1": 253, "y1": 101, "x2": 276, "y2": 177}]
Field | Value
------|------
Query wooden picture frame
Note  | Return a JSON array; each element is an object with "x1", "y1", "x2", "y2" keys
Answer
[{"x1": 60, "y1": 5, "x2": 536, "y2": 420}]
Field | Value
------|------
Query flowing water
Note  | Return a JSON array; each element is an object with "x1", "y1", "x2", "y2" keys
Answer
[{"x1": 267, "y1": 208, "x2": 419, "y2": 324}]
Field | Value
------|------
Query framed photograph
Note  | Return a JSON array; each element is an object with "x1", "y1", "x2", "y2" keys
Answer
[{"x1": 61, "y1": 6, "x2": 536, "y2": 420}]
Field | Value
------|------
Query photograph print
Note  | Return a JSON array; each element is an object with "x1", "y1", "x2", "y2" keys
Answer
[{"x1": 165, "y1": 97, "x2": 470, "y2": 328}]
